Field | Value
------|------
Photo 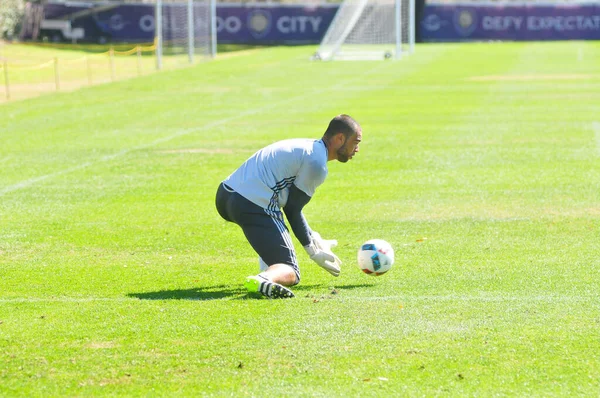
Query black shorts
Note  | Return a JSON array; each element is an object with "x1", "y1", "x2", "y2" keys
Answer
[{"x1": 215, "y1": 182, "x2": 300, "y2": 281}]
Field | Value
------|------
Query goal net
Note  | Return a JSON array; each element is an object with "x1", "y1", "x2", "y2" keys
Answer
[
  {"x1": 155, "y1": 0, "x2": 216, "y2": 68},
  {"x1": 314, "y1": 0, "x2": 415, "y2": 61}
]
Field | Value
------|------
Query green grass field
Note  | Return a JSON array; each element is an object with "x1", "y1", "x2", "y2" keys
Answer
[{"x1": 1, "y1": 41, "x2": 600, "y2": 396}]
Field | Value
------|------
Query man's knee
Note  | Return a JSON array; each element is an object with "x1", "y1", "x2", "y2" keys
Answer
[
  {"x1": 264, "y1": 263, "x2": 300, "y2": 286},
  {"x1": 291, "y1": 272, "x2": 300, "y2": 286},
  {"x1": 278, "y1": 267, "x2": 300, "y2": 286},
  {"x1": 282, "y1": 263, "x2": 300, "y2": 286}
]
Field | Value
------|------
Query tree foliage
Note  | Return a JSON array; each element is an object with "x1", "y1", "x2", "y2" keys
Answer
[{"x1": 0, "y1": 0, "x2": 25, "y2": 39}]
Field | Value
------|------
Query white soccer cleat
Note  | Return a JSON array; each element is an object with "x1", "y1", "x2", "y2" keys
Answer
[{"x1": 244, "y1": 275, "x2": 295, "y2": 299}]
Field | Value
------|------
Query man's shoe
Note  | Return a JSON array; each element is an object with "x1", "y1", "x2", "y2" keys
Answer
[{"x1": 245, "y1": 275, "x2": 294, "y2": 299}]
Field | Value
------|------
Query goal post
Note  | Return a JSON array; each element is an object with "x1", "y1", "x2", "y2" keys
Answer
[
  {"x1": 314, "y1": 0, "x2": 415, "y2": 61},
  {"x1": 155, "y1": 0, "x2": 217, "y2": 69}
]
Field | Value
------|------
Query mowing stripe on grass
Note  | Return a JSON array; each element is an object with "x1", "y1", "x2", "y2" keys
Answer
[{"x1": 0, "y1": 62, "x2": 391, "y2": 198}]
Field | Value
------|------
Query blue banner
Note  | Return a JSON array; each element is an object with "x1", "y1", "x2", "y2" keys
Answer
[
  {"x1": 217, "y1": 4, "x2": 337, "y2": 44},
  {"x1": 38, "y1": 2, "x2": 337, "y2": 44},
  {"x1": 421, "y1": 3, "x2": 600, "y2": 41},
  {"x1": 34, "y1": 1, "x2": 600, "y2": 44}
]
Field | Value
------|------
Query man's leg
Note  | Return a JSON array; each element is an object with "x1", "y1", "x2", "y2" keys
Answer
[
  {"x1": 245, "y1": 273, "x2": 295, "y2": 299},
  {"x1": 259, "y1": 263, "x2": 297, "y2": 286},
  {"x1": 250, "y1": 262, "x2": 297, "y2": 299},
  {"x1": 221, "y1": 187, "x2": 299, "y2": 299},
  {"x1": 243, "y1": 218, "x2": 299, "y2": 299}
]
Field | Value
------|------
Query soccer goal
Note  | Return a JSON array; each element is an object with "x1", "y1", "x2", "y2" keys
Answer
[
  {"x1": 155, "y1": 0, "x2": 217, "y2": 69},
  {"x1": 314, "y1": 0, "x2": 415, "y2": 61}
]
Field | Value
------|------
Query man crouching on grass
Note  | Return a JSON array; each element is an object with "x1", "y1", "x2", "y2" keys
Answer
[{"x1": 215, "y1": 114, "x2": 362, "y2": 298}]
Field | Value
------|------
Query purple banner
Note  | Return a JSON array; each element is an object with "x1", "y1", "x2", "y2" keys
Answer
[
  {"x1": 33, "y1": 2, "x2": 600, "y2": 44},
  {"x1": 217, "y1": 4, "x2": 337, "y2": 44},
  {"x1": 36, "y1": 2, "x2": 336, "y2": 44},
  {"x1": 421, "y1": 3, "x2": 600, "y2": 41}
]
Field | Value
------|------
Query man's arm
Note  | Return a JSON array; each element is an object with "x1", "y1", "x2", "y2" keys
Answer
[
  {"x1": 282, "y1": 184, "x2": 312, "y2": 246},
  {"x1": 284, "y1": 184, "x2": 342, "y2": 277}
]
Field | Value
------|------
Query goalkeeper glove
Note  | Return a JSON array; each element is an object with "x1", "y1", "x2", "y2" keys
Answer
[
  {"x1": 311, "y1": 231, "x2": 339, "y2": 253},
  {"x1": 304, "y1": 231, "x2": 342, "y2": 277}
]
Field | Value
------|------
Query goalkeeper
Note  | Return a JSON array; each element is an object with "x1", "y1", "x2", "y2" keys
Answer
[{"x1": 215, "y1": 114, "x2": 362, "y2": 299}]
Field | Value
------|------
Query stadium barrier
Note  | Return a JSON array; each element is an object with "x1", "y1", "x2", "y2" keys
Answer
[
  {"x1": 22, "y1": 2, "x2": 600, "y2": 44},
  {"x1": 421, "y1": 2, "x2": 600, "y2": 41},
  {"x1": 0, "y1": 43, "x2": 156, "y2": 101}
]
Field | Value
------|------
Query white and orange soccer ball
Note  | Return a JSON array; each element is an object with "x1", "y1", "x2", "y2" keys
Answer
[{"x1": 357, "y1": 239, "x2": 394, "y2": 276}]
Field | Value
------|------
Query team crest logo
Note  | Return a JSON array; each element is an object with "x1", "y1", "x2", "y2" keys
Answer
[
  {"x1": 248, "y1": 10, "x2": 272, "y2": 39},
  {"x1": 422, "y1": 14, "x2": 442, "y2": 32},
  {"x1": 453, "y1": 8, "x2": 477, "y2": 37}
]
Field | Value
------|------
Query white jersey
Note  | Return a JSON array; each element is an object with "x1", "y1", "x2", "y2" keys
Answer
[{"x1": 224, "y1": 139, "x2": 328, "y2": 212}]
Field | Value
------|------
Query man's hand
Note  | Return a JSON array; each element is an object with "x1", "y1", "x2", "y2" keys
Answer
[
  {"x1": 304, "y1": 231, "x2": 342, "y2": 277},
  {"x1": 311, "y1": 231, "x2": 339, "y2": 253}
]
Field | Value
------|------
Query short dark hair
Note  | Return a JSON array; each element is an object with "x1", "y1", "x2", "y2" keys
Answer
[{"x1": 323, "y1": 114, "x2": 360, "y2": 140}]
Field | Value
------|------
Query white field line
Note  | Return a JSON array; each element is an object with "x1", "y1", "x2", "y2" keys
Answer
[
  {"x1": 0, "y1": 294, "x2": 594, "y2": 303},
  {"x1": 0, "y1": 151, "x2": 127, "y2": 196},
  {"x1": 593, "y1": 121, "x2": 600, "y2": 157},
  {"x1": 0, "y1": 115, "x2": 257, "y2": 197},
  {"x1": 1, "y1": 62, "x2": 390, "y2": 198},
  {"x1": 0, "y1": 297, "x2": 131, "y2": 303}
]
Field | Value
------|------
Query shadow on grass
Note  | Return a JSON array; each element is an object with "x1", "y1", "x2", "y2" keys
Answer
[
  {"x1": 293, "y1": 283, "x2": 375, "y2": 292},
  {"x1": 128, "y1": 284, "x2": 246, "y2": 301},
  {"x1": 128, "y1": 283, "x2": 375, "y2": 301}
]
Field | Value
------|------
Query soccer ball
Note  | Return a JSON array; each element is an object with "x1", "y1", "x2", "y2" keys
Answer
[{"x1": 357, "y1": 239, "x2": 394, "y2": 276}]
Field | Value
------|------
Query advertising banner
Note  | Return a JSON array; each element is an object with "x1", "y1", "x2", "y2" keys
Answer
[
  {"x1": 38, "y1": 2, "x2": 337, "y2": 44},
  {"x1": 421, "y1": 3, "x2": 600, "y2": 41},
  {"x1": 217, "y1": 4, "x2": 337, "y2": 44},
  {"x1": 35, "y1": 1, "x2": 600, "y2": 44}
]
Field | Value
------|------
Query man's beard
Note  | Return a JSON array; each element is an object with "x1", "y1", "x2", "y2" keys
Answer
[{"x1": 337, "y1": 148, "x2": 350, "y2": 163}]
